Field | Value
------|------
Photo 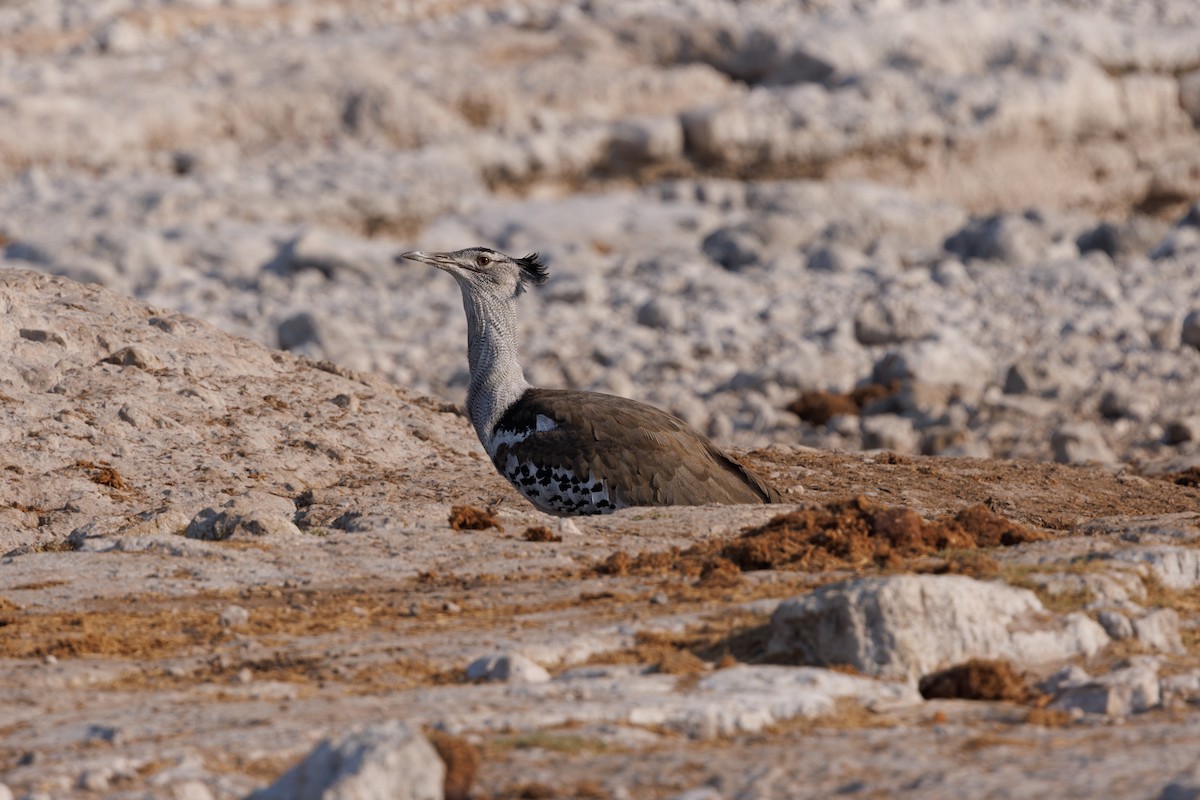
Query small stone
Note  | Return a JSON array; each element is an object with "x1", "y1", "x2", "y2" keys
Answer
[
  {"x1": 636, "y1": 297, "x2": 686, "y2": 331},
  {"x1": 1039, "y1": 664, "x2": 1092, "y2": 695},
  {"x1": 1181, "y1": 310, "x2": 1200, "y2": 351},
  {"x1": 670, "y1": 789, "x2": 723, "y2": 800},
  {"x1": 872, "y1": 338, "x2": 992, "y2": 393},
  {"x1": 331, "y1": 393, "x2": 359, "y2": 411},
  {"x1": 607, "y1": 116, "x2": 683, "y2": 167},
  {"x1": 931, "y1": 258, "x2": 968, "y2": 287},
  {"x1": 650, "y1": 591, "x2": 669, "y2": 606},
  {"x1": 1097, "y1": 610, "x2": 1134, "y2": 640},
  {"x1": 0, "y1": 782, "x2": 13, "y2": 800},
  {"x1": 78, "y1": 768, "x2": 111, "y2": 792},
  {"x1": 185, "y1": 493, "x2": 302, "y2": 540},
  {"x1": 1051, "y1": 422, "x2": 1117, "y2": 465},
  {"x1": 1180, "y1": 70, "x2": 1200, "y2": 127},
  {"x1": 247, "y1": 721, "x2": 444, "y2": 800},
  {"x1": 701, "y1": 226, "x2": 763, "y2": 272},
  {"x1": 854, "y1": 296, "x2": 934, "y2": 345},
  {"x1": 1133, "y1": 608, "x2": 1184, "y2": 654},
  {"x1": 171, "y1": 780, "x2": 215, "y2": 800},
  {"x1": 278, "y1": 312, "x2": 323, "y2": 352},
  {"x1": 442, "y1": 601, "x2": 462, "y2": 614},
  {"x1": 85, "y1": 724, "x2": 122, "y2": 744},
  {"x1": 1099, "y1": 388, "x2": 1156, "y2": 421},
  {"x1": 465, "y1": 652, "x2": 551, "y2": 684},
  {"x1": 1076, "y1": 222, "x2": 1121, "y2": 257},
  {"x1": 100, "y1": 345, "x2": 161, "y2": 370},
  {"x1": 769, "y1": 574, "x2": 1109, "y2": 682},
  {"x1": 118, "y1": 404, "x2": 154, "y2": 430},
  {"x1": 43, "y1": 654, "x2": 58, "y2": 665},
  {"x1": 807, "y1": 244, "x2": 865, "y2": 273},
  {"x1": 1164, "y1": 417, "x2": 1200, "y2": 445},
  {"x1": 236, "y1": 668, "x2": 254, "y2": 684},
  {"x1": 219, "y1": 605, "x2": 250, "y2": 628},
  {"x1": 555, "y1": 518, "x2": 582, "y2": 537},
  {"x1": 1049, "y1": 682, "x2": 1129, "y2": 716},
  {"x1": 18, "y1": 328, "x2": 67, "y2": 346},
  {"x1": 943, "y1": 212, "x2": 1047, "y2": 266},
  {"x1": 1049, "y1": 658, "x2": 1161, "y2": 717},
  {"x1": 860, "y1": 414, "x2": 918, "y2": 454}
]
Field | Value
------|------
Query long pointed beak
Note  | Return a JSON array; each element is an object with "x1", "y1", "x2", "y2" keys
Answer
[
  {"x1": 398, "y1": 250, "x2": 438, "y2": 266},
  {"x1": 398, "y1": 250, "x2": 464, "y2": 277}
]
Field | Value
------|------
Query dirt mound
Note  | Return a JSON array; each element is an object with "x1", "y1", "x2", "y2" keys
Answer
[
  {"x1": 719, "y1": 497, "x2": 1042, "y2": 571},
  {"x1": 786, "y1": 382, "x2": 901, "y2": 425},
  {"x1": 918, "y1": 659, "x2": 1030, "y2": 702},
  {"x1": 1166, "y1": 467, "x2": 1200, "y2": 488},
  {"x1": 522, "y1": 526, "x2": 563, "y2": 542},
  {"x1": 427, "y1": 730, "x2": 480, "y2": 800},
  {"x1": 597, "y1": 497, "x2": 1044, "y2": 580},
  {"x1": 450, "y1": 505, "x2": 503, "y2": 532}
]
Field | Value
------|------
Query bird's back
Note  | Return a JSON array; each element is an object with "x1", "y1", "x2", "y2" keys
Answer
[{"x1": 487, "y1": 388, "x2": 782, "y2": 515}]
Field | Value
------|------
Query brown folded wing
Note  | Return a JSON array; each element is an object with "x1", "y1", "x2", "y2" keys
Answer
[{"x1": 492, "y1": 388, "x2": 782, "y2": 508}]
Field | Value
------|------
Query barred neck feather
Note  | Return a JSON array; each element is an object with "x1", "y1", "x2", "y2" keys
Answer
[{"x1": 458, "y1": 278, "x2": 529, "y2": 446}]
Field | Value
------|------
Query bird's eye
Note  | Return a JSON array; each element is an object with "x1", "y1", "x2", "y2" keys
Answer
[{"x1": 476, "y1": 254, "x2": 491, "y2": 267}]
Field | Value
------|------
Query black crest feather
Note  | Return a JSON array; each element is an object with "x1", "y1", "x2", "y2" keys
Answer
[{"x1": 516, "y1": 252, "x2": 549, "y2": 286}]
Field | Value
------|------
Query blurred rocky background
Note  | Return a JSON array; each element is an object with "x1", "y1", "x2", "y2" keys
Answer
[{"x1": 2, "y1": 0, "x2": 1200, "y2": 468}]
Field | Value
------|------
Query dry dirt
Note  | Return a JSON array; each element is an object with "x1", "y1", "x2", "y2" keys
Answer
[
  {"x1": 3, "y1": 454, "x2": 1199, "y2": 797},
  {"x1": 2, "y1": 271, "x2": 1200, "y2": 798}
]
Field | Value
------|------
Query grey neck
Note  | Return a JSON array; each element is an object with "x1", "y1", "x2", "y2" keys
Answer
[{"x1": 456, "y1": 280, "x2": 530, "y2": 447}]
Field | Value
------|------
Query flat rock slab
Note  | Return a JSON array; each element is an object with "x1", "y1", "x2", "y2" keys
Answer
[{"x1": 768, "y1": 575, "x2": 1110, "y2": 682}]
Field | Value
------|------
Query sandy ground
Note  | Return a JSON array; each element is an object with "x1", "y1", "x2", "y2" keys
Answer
[{"x1": 2, "y1": 1, "x2": 1200, "y2": 798}]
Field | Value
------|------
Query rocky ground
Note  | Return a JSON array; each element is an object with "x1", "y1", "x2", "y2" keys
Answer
[{"x1": 2, "y1": 0, "x2": 1200, "y2": 798}]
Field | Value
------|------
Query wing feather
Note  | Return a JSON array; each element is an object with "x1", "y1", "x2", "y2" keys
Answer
[{"x1": 492, "y1": 388, "x2": 781, "y2": 508}]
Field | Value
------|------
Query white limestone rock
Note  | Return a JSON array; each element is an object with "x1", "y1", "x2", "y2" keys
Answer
[
  {"x1": 872, "y1": 337, "x2": 993, "y2": 394},
  {"x1": 1097, "y1": 610, "x2": 1134, "y2": 641},
  {"x1": 768, "y1": 575, "x2": 1110, "y2": 682},
  {"x1": 673, "y1": 665, "x2": 918, "y2": 739},
  {"x1": 1023, "y1": 569, "x2": 1146, "y2": 610},
  {"x1": 219, "y1": 605, "x2": 250, "y2": 629},
  {"x1": 607, "y1": 116, "x2": 684, "y2": 168},
  {"x1": 1108, "y1": 546, "x2": 1200, "y2": 590},
  {"x1": 185, "y1": 493, "x2": 302, "y2": 541},
  {"x1": 1051, "y1": 422, "x2": 1118, "y2": 465},
  {"x1": 1133, "y1": 608, "x2": 1185, "y2": 654},
  {"x1": 248, "y1": 721, "x2": 444, "y2": 800},
  {"x1": 1048, "y1": 657, "x2": 1161, "y2": 717},
  {"x1": 853, "y1": 294, "x2": 935, "y2": 345},
  {"x1": 859, "y1": 414, "x2": 918, "y2": 454},
  {"x1": 466, "y1": 653, "x2": 551, "y2": 685},
  {"x1": 944, "y1": 213, "x2": 1050, "y2": 266}
]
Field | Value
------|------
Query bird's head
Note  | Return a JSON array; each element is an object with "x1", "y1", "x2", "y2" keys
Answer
[{"x1": 399, "y1": 247, "x2": 549, "y2": 299}]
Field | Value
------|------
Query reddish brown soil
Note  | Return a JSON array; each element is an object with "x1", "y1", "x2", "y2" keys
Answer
[
  {"x1": 522, "y1": 526, "x2": 563, "y2": 542},
  {"x1": 597, "y1": 496, "x2": 1042, "y2": 579},
  {"x1": 786, "y1": 381, "x2": 902, "y2": 424},
  {"x1": 918, "y1": 659, "x2": 1031, "y2": 702},
  {"x1": 449, "y1": 504, "x2": 503, "y2": 531},
  {"x1": 756, "y1": 449, "x2": 1200, "y2": 530},
  {"x1": 427, "y1": 730, "x2": 481, "y2": 800},
  {"x1": 1167, "y1": 467, "x2": 1200, "y2": 488}
]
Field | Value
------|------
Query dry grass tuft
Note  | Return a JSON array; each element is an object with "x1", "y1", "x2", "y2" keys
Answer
[{"x1": 449, "y1": 504, "x2": 503, "y2": 532}]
